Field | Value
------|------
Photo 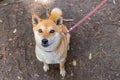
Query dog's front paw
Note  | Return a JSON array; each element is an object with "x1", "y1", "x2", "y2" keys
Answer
[
  {"x1": 60, "y1": 70, "x2": 66, "y2": 77},
  {"x1": 43, "y1": 65, "x2": 49, "y2": 72}
]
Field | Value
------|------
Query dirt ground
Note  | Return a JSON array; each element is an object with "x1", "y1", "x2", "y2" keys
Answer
[{"x1": 0, "y1": 0, "x2": 120, "y2": 80}]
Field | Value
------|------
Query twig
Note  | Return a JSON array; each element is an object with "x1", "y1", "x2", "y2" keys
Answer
[{"x1": 63, "y1": 19, "x2": 74, "y2": 22}]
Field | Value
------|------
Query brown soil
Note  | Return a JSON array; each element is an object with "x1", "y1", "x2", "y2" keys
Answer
[{"x1": 0, "y1": 0, "x2": 120, "y2": 80}]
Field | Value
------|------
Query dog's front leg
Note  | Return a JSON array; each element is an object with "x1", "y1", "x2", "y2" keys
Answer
[
  {"x1": 43, "y1": 62, "x2": 49, "y2": 72},
  {"x1": 60, "y1": 60, "x2": 66, "y2": 77}
]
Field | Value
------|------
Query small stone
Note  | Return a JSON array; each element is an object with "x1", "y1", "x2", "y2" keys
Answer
[
  {"x1": 116, "y1": 73, "x2": 119, "y2": 77},
  {"x1": 29, "y1": 43, "x2": 33, "y2": 46},
  {"x1": 9, "y1": 53, "x2": 12, "y2": 56},
  {"x1": 80, "y1": 9, "x2": 83, "y2": 12},
  {"x1": 100, "y1": 43, "x2": 103, "y2": 46}
]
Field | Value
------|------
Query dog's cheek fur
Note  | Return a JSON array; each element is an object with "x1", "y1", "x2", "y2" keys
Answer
[
  {"x1": 48, "y1": 32, "x2": 61, "y2": 44},
  {"x1": 34, "y1": 31, "x2": 42, "y2": 45}
]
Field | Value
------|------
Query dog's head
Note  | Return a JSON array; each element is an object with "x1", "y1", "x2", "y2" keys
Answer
[{"x1": 32, "y1": 8, "x2": 63, "y2": 50}]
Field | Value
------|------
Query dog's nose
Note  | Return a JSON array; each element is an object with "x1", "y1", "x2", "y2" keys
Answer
[{"x1": 42, "y1": 39, "x2": 48, "y2": 45}]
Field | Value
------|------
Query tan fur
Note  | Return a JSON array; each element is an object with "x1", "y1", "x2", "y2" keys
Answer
[
  {"x1": 49, "y1": 8, "x2": 63, "y2": 21},
  {"x1": 32, "y1": 8, "x2": 70, "y2": 77}
]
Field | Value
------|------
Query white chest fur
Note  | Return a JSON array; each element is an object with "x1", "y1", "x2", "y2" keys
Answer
[{"x1": 35, "y1": 46, "x2": 65, "y2": 64}]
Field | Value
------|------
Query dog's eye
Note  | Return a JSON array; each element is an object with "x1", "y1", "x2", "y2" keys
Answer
[
  {"x1": 50, "y1": 30, "x2": 55, "y2": 33},
  {"x1": 38, "y1": 29, "x2": 43, "y2": 33}
]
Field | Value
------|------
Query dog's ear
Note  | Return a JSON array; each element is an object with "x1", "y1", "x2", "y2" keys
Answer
[
  {"x1": 32, "y1": 13, "x2": 41, "y2": 27},
  {"x1": 55, "y1": 17, "x2": 63, "y2": 25},
  {"x1": 49, "y1": 8, "x2": 63, "y2": 25}
]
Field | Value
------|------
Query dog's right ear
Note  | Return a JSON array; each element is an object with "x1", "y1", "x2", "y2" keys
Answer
[{"x1": 32, "y1": 13, "x2": 41, "y2": 27}]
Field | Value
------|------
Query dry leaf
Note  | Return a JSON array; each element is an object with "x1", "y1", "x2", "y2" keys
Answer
[
  {"x1": 0, "y1": 19, "x2": 3, "y2": 23},
  {"x1": 61, "y1": 77, "x2": 64, "y2": 80},
  {"x1": 89, "y1": 53, "x2": 92, "y2": 60},
  {"x1": 35, "y1": 0, "x2": 54, "y2": 5},
  {"x1": 8, "y1": 38, "x2": 16, "y2": 41},
  {"x1": 113, "y1": 0, "x2": 116, "y2": 4},
  {"x1": 70, "y1": 72, "x2": 74, "y2": 76},
  {"x1": 34, "y1": 74, "x2": 39, "y2": 77},
  {"x1": 17, "y1": 76, "x2": 21, "y2": 80},
  {"x1": 8, "y1": 38, "x2": 13, "y2": 41},
  {"x1": 13, "y1": 28, "x2": 17, "y2": 33},
  {"x1": 35, "y1": 0, "x2": 38, "y2": 2},
  {"x1": 72, "y1": 60, "x2": 77, "y2": 67}
]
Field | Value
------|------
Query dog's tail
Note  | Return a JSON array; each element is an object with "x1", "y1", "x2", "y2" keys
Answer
[{"x1": 49, "y1": 8, "x2": 63, "y2": 25}]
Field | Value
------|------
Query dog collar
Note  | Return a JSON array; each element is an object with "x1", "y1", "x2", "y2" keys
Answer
[{"x1": 44, "y1": 50, "x2": 53, "y2": 53}]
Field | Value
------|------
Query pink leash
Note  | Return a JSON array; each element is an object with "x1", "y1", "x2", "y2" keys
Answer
[{"x1": 64, "y1": 0, "x2": 108, "y2": 34}]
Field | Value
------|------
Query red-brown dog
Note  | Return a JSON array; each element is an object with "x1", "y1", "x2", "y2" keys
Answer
[{"x1": 32, "y1": 8, "x2": 70, "y2": 77}]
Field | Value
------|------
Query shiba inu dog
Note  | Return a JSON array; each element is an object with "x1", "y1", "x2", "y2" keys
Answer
[{"x1": 32, "y1": 8, "x2": 70, "y2": 77}]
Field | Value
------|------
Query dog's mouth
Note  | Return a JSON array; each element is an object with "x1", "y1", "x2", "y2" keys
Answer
[
  {"x1": 42, "y1": 44, "x2": 49, "y2": 47},
  {"x1": 41, "y1": 41, "x2": 54, "y2": 47}
]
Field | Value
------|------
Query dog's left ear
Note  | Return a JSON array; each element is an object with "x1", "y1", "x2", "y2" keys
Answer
[
  {"x1": 55, "y1": 17, "x2": 63, "y2": 25},
  {"x1": 49, "y1": 8, "x2": 63, "y2": 25}
]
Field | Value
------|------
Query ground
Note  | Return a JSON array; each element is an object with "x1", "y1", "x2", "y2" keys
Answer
[{"x1": 0, "y1": 0, "x2": 120, "y2": 80}]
